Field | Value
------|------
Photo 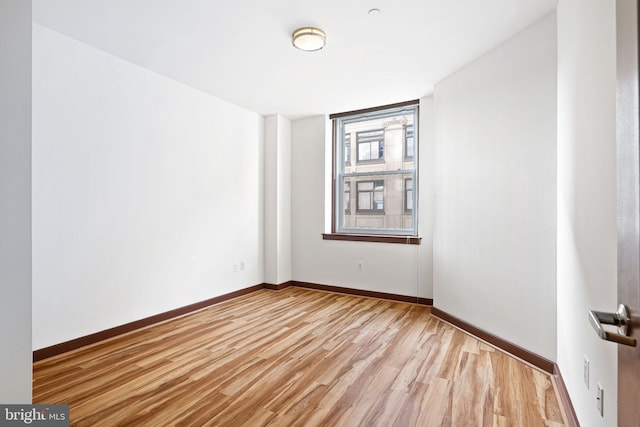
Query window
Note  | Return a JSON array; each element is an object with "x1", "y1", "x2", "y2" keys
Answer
[
  {"x1": 404, "y1": 125, "x2": 414, "y2": 159},
  {"x1": 344, "y1": 180, "x2": 351, "y2": 214},
  {"x1": 357, "y1": 129, "x2": 384, "y2": 163},
  {"x1": 404, "y1": 178, "x2": 413, "y2": 212},
  {"x1": 357, "y1": 180, "x2": 384, "y2": 213},
  {"x1": 329, "y1": 100, "x2": 419, "y2": 239},
  {"x1": 344, "y1": 133, "x2": 351, "y2": 165}
]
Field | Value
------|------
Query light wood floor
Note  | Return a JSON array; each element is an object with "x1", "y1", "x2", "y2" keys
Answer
[{"x1": 34, "y1": 287, "x2": 566, "y2": 426}]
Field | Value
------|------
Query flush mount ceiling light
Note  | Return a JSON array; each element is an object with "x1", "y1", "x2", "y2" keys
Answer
[{"x1": 292, "y1": 27, "x2": 326, "y2": 51}]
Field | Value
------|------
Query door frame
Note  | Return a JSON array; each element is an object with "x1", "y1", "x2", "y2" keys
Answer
[{"x1": 616, "y1": 0, "x2": 640, "y2": 425}]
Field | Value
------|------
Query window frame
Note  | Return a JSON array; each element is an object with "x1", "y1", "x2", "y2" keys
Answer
[
  {"x1": 404, "y1": 124, "x2": 414, "y2": 160},
  {"x1": 356, "y1": 180, "x2": 385, "y2": 214},
  {"x1": 356, "y1": 129, "x2": 385, "y2": 164},
  {"x1": 344, "y1": 179, "x2": 351, "y2": 214},
  {"x1": 326, "y1": 100, "x2": 420, "y2": 244},
  {"x1": 404, "y1": 177, "x2": 413, "y2": 213},
  {"x1": 344, "y1": 133, "x2": 351, "y2": 166}
]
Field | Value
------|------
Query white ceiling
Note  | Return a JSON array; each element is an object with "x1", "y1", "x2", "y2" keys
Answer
[{"x1": 33, "y1": 0, "x2": 557, "y2": 118}]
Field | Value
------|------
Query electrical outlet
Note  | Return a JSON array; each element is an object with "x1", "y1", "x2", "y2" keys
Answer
[
  {"x1": 583, "y1": 355, "x2": 590, "y2": 389},
  {"x1": 596, "y1": 383, "x2": 604, "y2": 417},
  {"x1": 357, "y1": 260, "x2": 364, "y2": 272},
  {"x1": 233, "y1": 262, "x2": 239, "y2": 273},
  {"x1": 239, "y1": 261, "x2": 245, "y2": 271}
]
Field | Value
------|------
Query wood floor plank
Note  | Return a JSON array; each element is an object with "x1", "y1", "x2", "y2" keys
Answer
[{"x1": 33, "y1": 287, "x2": 565, "y2": 426}]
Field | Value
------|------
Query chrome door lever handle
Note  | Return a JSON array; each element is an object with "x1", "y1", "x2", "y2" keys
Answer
[{"x1": 589, "y1": 304, "x2": 637, "y2": 347}]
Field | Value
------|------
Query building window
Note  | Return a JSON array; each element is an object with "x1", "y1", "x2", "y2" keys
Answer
[
  {"x1": 356, "y1": 129, "x2": 384, "y2": 163},
  {"x1": 344, "y1": 133, "x2": 351, "y2": 165},
  {"x1": 330, "y1": 100, "x2": 419, "y2": 237},
  {"x1": 404, "y1": 178, "x2": 413, "y2": 212},
  {"x1": 405, "y1": 125, "x2": 414, "y2": 159},
  {"x1": 357, "y1": 180, "x2": 384, "y2": 213},
  {"x1": 344, "y1": 180, "x2": 351, "y2": 214}
]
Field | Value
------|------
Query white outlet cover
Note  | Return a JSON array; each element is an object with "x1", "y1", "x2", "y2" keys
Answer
[
  {"x1": 596, "y1": 383, "x2": 604, "y2": 417},
  {"x1": 583, "y1": 355, "x2": 589, "y2": 390}
]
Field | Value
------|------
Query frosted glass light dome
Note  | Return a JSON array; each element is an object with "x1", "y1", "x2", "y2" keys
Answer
[{"x1": 292, "y1": 27, "x2": 326, "y2": 51}]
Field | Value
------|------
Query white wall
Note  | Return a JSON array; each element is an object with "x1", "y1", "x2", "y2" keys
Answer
[
  {"x1": 557, "y1": 0, "x2": 618, "y2": 425},
  {"x1": 433, "y1": 14, "x2": 557, "y2": 361},
  {"x1": 264, "y1": 115, "x2": 292, "y2": 285},
  {"x1": 0, "y1": 0, "x2": 32, "y2": 403},
  {"x1": 32, "y1": 24, "x2": 264, "y2": 350},
  {"x1": 290, "y1": 96, "x2": 434, "y2": 299}
]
